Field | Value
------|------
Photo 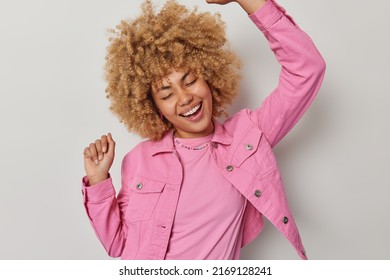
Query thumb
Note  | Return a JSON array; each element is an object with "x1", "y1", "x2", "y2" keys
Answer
[{"x1": 107, "y1": 132, "x2": 116, "y2": 154}]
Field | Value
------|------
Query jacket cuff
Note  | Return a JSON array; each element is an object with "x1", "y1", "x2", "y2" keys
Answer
[
  {"x1": 81, "y1": 175, "x2": 116, "y2": 203},
  {"x1": 249, "y1": 0, "x2": 296, "y2": 32}
]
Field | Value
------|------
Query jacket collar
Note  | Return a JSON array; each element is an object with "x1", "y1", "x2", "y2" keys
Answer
[
  {"x1": 150, "y1": 119, "x2": 233, "y2": 156},
  {"x1": 149, "y1": 130, "x2": 176, "y2": 156},
  {"x1": 211, "y1": 119, "x2": 232, "y2": 145}
]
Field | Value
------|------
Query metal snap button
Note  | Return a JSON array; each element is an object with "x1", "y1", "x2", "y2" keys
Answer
[
  {"x1": 282, "y1": 216, "x2": 289, "y2": 224},
  {"x1": 254, "y1": 190, "x2": 262, "y2": 197},
  {"x1": 226, "y1": 165, "x2": 234, "y2": 172},
  {"x1": 245, "y1": 144, "x2": 253, "y2": 150},
  {"x1": 136, "y1": 183, "x2": 143, "y2": 190}
]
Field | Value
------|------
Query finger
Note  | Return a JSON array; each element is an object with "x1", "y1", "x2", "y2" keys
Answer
[
  {"x1": 83, "y1": 147, "x2": 92, "y2": 159},
  {"x1": 89, "y1": 143, "x2": 99, "y2": 165},
  {"x1": 101, "y1": 135, "x2": 108, "y2": 153},
  {"x1": 107, "y1": 133, "x2": 116, "y2": 154},
  {"x1": 95, "y1": 139, "x2": 103, "y2": 160}
]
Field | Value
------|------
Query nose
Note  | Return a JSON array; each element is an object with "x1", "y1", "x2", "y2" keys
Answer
[{"x1": 177, "y1": 89, "x2": 193, "y2": 106}]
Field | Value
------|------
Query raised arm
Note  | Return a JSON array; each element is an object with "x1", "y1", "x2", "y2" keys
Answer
[
  {"x1": 207, "y1": 0, "x2": 326, "y2": 147},
  {"x1": 249, "y1": 0, "x2": 326, "y2": 147},
  {"x1": 82, "y1": 133, "x2": 129, "y2": 257}
]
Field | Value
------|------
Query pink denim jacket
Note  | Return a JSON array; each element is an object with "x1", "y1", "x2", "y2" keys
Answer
[{"x1": 82, "y1": 0, "x2": 326, "y2": 260}]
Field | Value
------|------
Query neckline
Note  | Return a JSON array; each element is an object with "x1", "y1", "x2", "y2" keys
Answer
[{"x1": 174, "y1": 134, "x2": 213, "y2": 151}]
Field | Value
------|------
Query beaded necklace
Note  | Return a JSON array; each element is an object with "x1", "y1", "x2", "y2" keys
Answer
[{"x1": 174, "y1": 138, "x2": 210, "y2": 150}]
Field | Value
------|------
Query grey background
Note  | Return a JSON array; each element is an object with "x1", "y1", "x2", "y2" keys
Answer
[{"x1": 0, "y1": 0, "x2": 389, "y2": 259}]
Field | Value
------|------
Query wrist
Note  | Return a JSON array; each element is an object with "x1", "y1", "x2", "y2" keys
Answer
[
  {"x1": 87, "y1": 174, "x2": 109, "y2": 186},
  {"x1": 237, "y1": 0, "x2": 267, "y2": 15}
]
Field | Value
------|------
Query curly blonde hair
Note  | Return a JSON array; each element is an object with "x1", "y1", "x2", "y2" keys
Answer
[{"x1": 105, "y1": 0, "x2": 241, "y2": 140}]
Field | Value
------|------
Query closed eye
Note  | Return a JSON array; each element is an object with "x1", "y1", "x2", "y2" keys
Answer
[
  {"x1": 185, "y1": 78, "x2": 197, "y2": 87},
  {"x1": 162, "y1": 93, "x2": 173, "y2": 100}
]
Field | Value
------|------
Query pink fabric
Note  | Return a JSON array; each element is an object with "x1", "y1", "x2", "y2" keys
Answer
[
  {"x1": 165, "y1": 135, "x2": 246, "y2": 259},
  {"x1": 82, "y1": 0, "x2": 326, "y2": 260}
]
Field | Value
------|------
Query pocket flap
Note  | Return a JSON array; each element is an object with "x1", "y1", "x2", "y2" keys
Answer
[
  {"x1": 126, "y1": 177, "x2": 166, "y2": 222},
  {"x1": 129, "y1": 177, "x2": 165, "y2": 194},
  {"x1": 231, "y1": 128, "x2": 263, "y2": 167}
]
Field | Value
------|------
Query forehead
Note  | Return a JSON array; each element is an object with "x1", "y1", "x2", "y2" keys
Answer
[{"x1": 153, "y1": 69, "x2": 191, "y2": 85}]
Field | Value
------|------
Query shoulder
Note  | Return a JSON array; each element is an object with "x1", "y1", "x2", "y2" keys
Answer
[
  {"x1": 122, "y1": 139, "x2": 156, "y2": 163},
  {"x1": 120, "y1": 133, "x2": 177, "y2": 181},
  {"x1": 122, "y1": 132, "x2": 173, "y2": 164},
  {"x1": 222, "y1": 109, "x2": 259, "y2": 132}
]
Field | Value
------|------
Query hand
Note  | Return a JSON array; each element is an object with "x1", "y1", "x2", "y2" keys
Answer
[
  {"x1": 83, "y1": 133, "x2": 115, "y2": 186},
  {"x1": 206, "y1": 0, "x2": 236, "y2": 5},
  {"x1": 207, "y1": 0, "x2": 267, "y2": 14}
]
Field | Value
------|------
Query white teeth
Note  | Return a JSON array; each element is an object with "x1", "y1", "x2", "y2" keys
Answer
[{"x1": 182, "y1": 104, "x2": 201, "y2": 117}]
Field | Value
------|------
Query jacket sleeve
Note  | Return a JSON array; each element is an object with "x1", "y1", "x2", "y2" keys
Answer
[
  {"x1": 249, "y1": 0, "x2": 326, "y2": 148},
  {"x1": 81, "y1": 161, "x2": 130, "y2": 258}
]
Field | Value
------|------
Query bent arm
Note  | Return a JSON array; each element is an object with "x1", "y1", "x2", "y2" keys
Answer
[
  {"x1": 82, "y1": 169, "x2": 130, "y2": 258},
  {"x1": 250, "y1": 0, "x2": 326, "y2": 147}
]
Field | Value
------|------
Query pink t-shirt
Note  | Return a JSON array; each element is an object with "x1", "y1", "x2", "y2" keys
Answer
[{"x1": 164, "y1": 134, "x2": 246, "y2": 260}]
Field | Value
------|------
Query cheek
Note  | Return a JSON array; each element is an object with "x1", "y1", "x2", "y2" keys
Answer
[
  {"x1": 198, "y1": 83, "x2": 212, "y2": 100},
  {"x1": 203, "y1": 88, "x2": 213, "y2": 109},
  {"x1": 158, "y1": 102, "x2": 176, "y2": 116},
  {"x1": 152, "y1": 96, "x2": 171, "y2": 114}
]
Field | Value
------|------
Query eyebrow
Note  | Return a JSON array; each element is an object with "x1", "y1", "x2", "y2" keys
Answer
[{"x1": 156, "y1": 71, "x2": 190, "y2": 92}]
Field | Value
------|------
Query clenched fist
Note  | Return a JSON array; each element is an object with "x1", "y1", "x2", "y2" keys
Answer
[{"x1": 83, "y1": 133, "x2": 115, "y2": 186}]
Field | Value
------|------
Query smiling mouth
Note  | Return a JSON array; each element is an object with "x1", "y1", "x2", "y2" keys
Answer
[{"x1": 180, "y1": 103, "x2": 202, "y2": 117}]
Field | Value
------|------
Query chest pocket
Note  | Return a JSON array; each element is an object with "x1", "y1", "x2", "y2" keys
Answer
[
  {"x1": 230, "y1": 128, "x2": 263, "y2": 167},
  {"x1": 125, "y1": 177, "x2": 166, "y2": 223}
]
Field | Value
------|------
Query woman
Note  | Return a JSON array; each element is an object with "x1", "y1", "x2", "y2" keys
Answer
[{"x1": 82, "y1": 0, "x2": 325, "y2": 259}]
